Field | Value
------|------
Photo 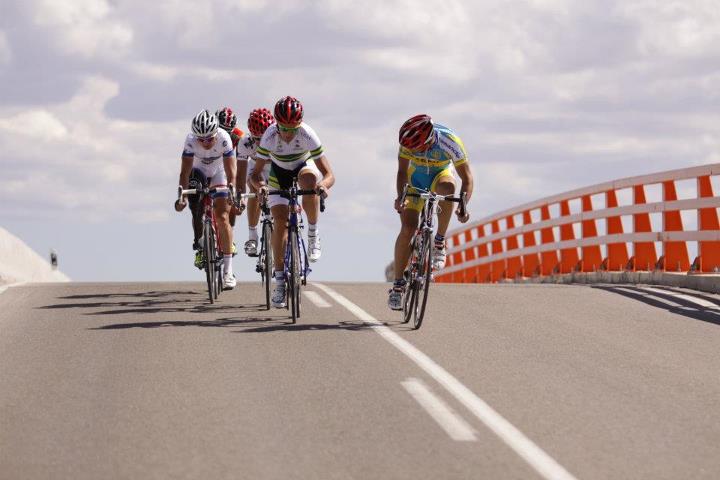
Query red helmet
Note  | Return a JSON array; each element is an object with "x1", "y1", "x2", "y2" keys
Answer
[
  {"x1": 215, "y1": 107, "x2": 237, "y2": 132},
  {"x1": 399, "y1": 114, "x2": 434, "y2": 151},
  {"x1": 274, "y1": 96, "x2": 303, "y2": 126},
  {"x1": 247, "y1": 108, "x2": 275, "y2": 138}
]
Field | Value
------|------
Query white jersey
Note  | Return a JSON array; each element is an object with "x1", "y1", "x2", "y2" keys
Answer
[
  {"x1": 182, "y1": 129, "x2": 235, "y2": 177},
  {"x1": 236, "y1": 133, "x2": 259, "y2": 161},
  {"x1": 255, "y1": 122, "x2": 324, "y2": 171}
]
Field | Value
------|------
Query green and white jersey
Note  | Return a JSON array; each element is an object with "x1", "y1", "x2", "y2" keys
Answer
[{"x1": 255, "y1": 122, "x2": 324, "y2": 171}]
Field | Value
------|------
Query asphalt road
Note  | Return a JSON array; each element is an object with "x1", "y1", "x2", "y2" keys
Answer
[{"x1": 2, "y1": 281, "x2": 720, "y2": 479}]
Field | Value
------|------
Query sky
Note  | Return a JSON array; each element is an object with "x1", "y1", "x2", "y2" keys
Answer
[{"x1": 1, "y1": 0, "x2": 720, "y2": 282}]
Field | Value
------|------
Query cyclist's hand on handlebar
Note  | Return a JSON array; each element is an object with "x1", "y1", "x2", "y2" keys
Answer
[
  {"x1": 235, "y1": 195, "x2": 247, "y2": 215},
  {"x1": 456, "y1": 206, "x2": 470, "y2": 223},
  {"x1": 174, "y1": 199, "x2": 187, "y2": 212},
  {"x1": 316, "y1": 185, "x2": 328, "y2": 199},
  {"x1": 394, "y1": 197, "x2": 405, "y2": 214}
]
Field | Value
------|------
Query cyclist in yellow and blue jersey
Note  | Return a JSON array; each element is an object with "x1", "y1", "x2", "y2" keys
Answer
[{"x1": 389, "y1": 114, "x2": 474, "y2": 310}]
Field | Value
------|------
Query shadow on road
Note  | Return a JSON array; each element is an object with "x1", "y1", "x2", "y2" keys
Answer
[
  {"x1": 38, "y1": 289, "x2": 268, "y2": 316},
  {"x1": 592, "y1": 285, "x2": 720, "y2": 327},
  {"x1": 235, "y1": 321, "x2": 372, "y2": 333},
  {"x1": 90, "y1": 316, "x2": 288, "y2": 330}
]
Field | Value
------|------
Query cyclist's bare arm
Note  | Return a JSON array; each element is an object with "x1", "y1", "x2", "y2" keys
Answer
[
  {"x1": 315, "y1": 155, "x2": 335, "y2": 191},
  {"x1": 250, "y1": 157, "x2": 268, "y2": 190},
  {"x1": 179, "y1": 155, "x2": 194, "y2": 189},
  {"x1": 455, "y1": 162, "x2": 473, "y2": 222},
  {"x1": 395, "y1": 155, "x2": 410, "y2": 212},
  {"x1": 236, "y1": 159, "x2": 248, "y2": 193},
  {"x1": 455, "y1": 162, "x2": 474, "y2": 202},
  {"x1": 223, "y1": 155, "x2": 237, "y2": 190}
]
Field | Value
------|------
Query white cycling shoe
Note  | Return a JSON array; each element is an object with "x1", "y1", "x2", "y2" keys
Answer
[
  {"x1": 222, "y1": 272, "x2": 237, "y2": 290},
  {"x1": 308, "y1": 234, "x2": 321, "y2": 262},
  {"x1": 432, "y1": 242, "x2": 447, "y2": 270},
  {"x1": 271, "y1": 281, "x2": 287, "y2": 308}
]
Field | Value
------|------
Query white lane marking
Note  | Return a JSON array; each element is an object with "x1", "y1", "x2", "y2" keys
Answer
[
  {"x1": 613, "y1": 287, "x2": 684, "y2": 308},
  {"x1": 314, "y1": 283, "x2": 578, "y2": 480},
  {"x1": 303, "y1": 291, "x2": 332, "y2": 308},
  {"x1": 402, "y1": 377, "x2": 477, "y2": 442},
  {"x1": 639, "y1": 287, "x2": 720, "y2": 310},
  {"x1": 0, "y1": 281, "x2": 27, "y2": 295}
]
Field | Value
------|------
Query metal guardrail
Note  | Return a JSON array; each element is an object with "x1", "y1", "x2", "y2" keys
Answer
[{"x1": 434, "y1": 164, "x2": 720, "y2": 283}]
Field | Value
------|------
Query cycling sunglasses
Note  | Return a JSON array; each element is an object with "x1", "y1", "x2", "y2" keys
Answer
[{"x1": 277, "y1": 124, "x2": 300, "y2": 133}]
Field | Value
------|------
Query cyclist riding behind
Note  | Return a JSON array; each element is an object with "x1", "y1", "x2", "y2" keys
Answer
[
  {"x1": 174, "y1": 109, "x2": 239, "y2": 290},
  {"x1": 388, "y1": 114, "x2": 474, "y2": 310},
  {"x1": 251, "y1": 96, "x2": 335, "y2": 308},
  {"x1": 239, "y1": 108, "x2": 275, "y2": 256},
  {"x1": 216, "y1": 107, "x2": 246, "y2": 245}
]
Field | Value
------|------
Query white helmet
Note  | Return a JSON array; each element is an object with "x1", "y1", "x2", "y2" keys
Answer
[{"x1": 191, "y1": 109, "x2": 218, "y2": 137}]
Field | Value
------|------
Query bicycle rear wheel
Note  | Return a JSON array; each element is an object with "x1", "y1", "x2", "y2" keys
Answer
[
  {"x1": 204, "y1": 225, "x2": 215, "y2": 304},
  {"x1": 262, "y1": 221, "x2": 273, "y2": 310},
  {"x1": 412, "y1": 230, "x2": 433, "y2": 329}
]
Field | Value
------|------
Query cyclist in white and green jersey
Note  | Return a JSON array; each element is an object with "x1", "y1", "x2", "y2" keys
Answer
[{"x1": 251, "y1": 96, "x2": 335, "y2": 308}]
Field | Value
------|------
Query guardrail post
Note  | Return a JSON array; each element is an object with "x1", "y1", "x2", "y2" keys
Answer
[
  {"x1": 662, "y1": 180, "x2": 690, "y2": 271},
  {"x1": 697, "y1": 175, "x2": 720, "y2": 272},
  {"x1": 580, "y1": 195, "x2": 602, "y2": 272},
  {"x1": 505, "y1": 215, "x2": 522, "y2": 279},
  {"x1": 451, "y1": 233, "x2": 464, "y2": 283},
  {"x1": 632, "y1": 185, "x2": 657, "y2": 271},
  {"x1": 490, "y1": 220, "x2": 504, "y2": 282},
  {"x1": 604, "y1": 189, "x2": 629, "y2": 271},
  {"x1": 539, "y1": 204, "x2": 559, "y2": 275},
  {"x1": 476, "y1": 225, "x2": 490, "y2": 283},
  {"x1": 522, "y1": 210, "x2": 540, "y2": 277},
  {"x1": 462, "y1": 230, "x2": 476, "y2": 282},
  {"x1": 559, "y1": 200, "x2": 579, "y2": 273}
]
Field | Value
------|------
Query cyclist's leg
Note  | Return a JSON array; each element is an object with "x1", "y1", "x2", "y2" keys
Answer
[
  {"x1": 244, "y1": 159, "x2": 265, "y2": 255},
  {"x1": 432, "y1": 170, "x2": 456, "y2": 237},
  {"x1": 298, "y1": 160, "x2": 322, "y2": 225},
  {"x1": 188, "y1": 168, "x2": 207, "y2": 248},
  {"x1": 394, "y1": 162, "x2": 431, "y2": 281},
  {"x1": 268, "y1": 163, "x2": 293, "y2": 274}
]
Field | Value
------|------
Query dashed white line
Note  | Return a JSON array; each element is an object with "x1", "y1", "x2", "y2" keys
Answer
[
  {"x1": 303, "y1": 290, "x2": 332, "y2": 308},
  {"x1": 402, "y1": 377, "x2": 477, "y2": 442},
  {"x1": 314, "y1": 282, "x2": 578, "y2": 480}
]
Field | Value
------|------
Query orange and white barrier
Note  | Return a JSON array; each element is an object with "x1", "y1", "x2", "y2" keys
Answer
[{"x1": 436, "y1": 164, "x2": 720, "y2": 283}]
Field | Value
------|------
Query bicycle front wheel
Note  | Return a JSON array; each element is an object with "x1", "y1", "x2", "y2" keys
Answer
[
  {"x1": 413, "y1": 230, "x2": 433, "y2": 329},
  {"x1": 204, "y1": 225, "x2": 215, "y2": 304},
  {"x1": 262, "y1": 221, "x2": 273, "y2": 310},
  {"x1": 402, "y1": 238, "x2": 418, "y2": 324},
  {"x1": 288, "y1": 227, "x2": 301, "y2": 323}
]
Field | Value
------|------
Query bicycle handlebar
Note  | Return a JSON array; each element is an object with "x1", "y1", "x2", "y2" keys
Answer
[
  {"x1": 400, "y1": 184, "x2": 468, "y2": 218},
  {"x1": 267, "y1": 189, "x2": 326, "y2": 213}
]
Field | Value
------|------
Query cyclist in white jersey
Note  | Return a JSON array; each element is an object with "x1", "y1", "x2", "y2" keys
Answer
[
  {"x1": 174, "y1": 109, "x2": 238, "y2": 290},
  {"x1": 251, "y1": 96, "x2": 335, "y2": 308},
  {"x1": 238, "y1": 108, "x2": 274, "y2": 256}
]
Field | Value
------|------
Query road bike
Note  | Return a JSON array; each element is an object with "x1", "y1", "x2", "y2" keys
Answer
[
  {"x1": 266, "y1": 180, "x2": 325, "y2": 323},
  {"x1": 400, "y1": 185, "x2": 466, "y2": 329},
  {"x1": 177, "y1": 185, "x2": 245, "y2": 304},
  {"x1": 254, "y1": 199, "x2": 274, "y2": 310}
]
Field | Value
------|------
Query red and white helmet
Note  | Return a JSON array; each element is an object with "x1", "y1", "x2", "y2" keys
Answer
[
  {"x1": 215, "y1": 107, "x2": 237, "y2": 132},
  {"x1": 274, "y1": 96, "x2": 303, "y2": 126},
  {"x1": 247, "y1": 108, "x2": 275, "y2": 138},
  {"x1": 399, "y1": 114, "x2": 435, "y2": 151}
]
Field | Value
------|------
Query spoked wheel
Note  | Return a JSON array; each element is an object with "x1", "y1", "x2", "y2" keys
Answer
[
  {"x1": 412, "y1": 230, "x2": 433, "y2": 329},
  {"x1": 288, "y1": 228, "x2": 301, "y2": 323},
  {"x1": 204, "y1": 226, "x2": 216, "y2": 304},
  {"x1": 261, "y1": 221, "x2": 273, "y2": 310},
  {"x1": 214, "y1": 239, "x2": 223, "y2": 299},
  {"x1": 402, "y1": 237, "x2": 418, "y2": 324}
]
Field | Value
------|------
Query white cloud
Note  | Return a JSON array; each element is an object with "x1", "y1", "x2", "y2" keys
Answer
[{"x1": 31, "y1": 0, "x2": 133, "y2": 58}]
